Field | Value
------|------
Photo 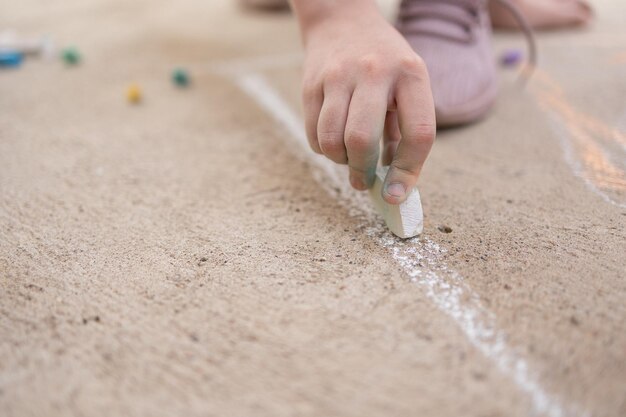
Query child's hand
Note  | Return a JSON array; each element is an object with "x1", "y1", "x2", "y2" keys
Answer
[{"x1": 295, "y1": 1, "x2": 435, "y2": 204}]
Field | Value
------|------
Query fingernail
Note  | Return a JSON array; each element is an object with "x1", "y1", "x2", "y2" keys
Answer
[
  {"x1": 385, "y1": 182, "x2": 406, "y2": 198},
  {"x1": 577, "y1": 0, "x2": 592, "y2": 13},
  {"x1": 350, "y1": 175, "x2": 366, "y2": 190}
]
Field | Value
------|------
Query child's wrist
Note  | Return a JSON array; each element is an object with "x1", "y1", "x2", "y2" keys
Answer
[{"x1": 291, "y1": 0, "x2": 381, "y2": 44}]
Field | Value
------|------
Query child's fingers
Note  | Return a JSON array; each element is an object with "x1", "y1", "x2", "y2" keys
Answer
[
  {"x1": 316, "y1": 89, "x2": 351, "y2": 164},
  {"x1": 383, "y1": 70, "x2": 435, "y2": 204},
  {"x1": 302, "y1": 83, "x2": 323, "y2": 154},
  {"x1": 382, "y1": 110, "x2": 401, "y2": 166},
  {"x1": 344, "y1": 85, "x2": 388, "y2": 190}
]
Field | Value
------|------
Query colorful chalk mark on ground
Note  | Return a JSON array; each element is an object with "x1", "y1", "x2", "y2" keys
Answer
[{"x1": 531, "y1": 69, "x2": 626, "y2": 208}]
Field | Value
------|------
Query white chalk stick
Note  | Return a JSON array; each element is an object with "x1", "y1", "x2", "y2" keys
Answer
[
  {"x1": 0, "y1": 36, "x2": 55, "y2": 58},
  {"x1": 368, "y1": 166, "x2": 423, "y2": 239}
]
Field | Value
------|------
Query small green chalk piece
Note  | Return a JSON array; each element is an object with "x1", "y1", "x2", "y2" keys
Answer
[
  {"x1": 172, "y1": 68, "x2": 190, "y2": 87},
  {"x1": 62, "y1": 47, "x2": 80, "y2": 65}
]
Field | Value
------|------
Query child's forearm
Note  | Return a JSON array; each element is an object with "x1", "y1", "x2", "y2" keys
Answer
[{"x1": 289, "y1": 0, "x2": 380, "y2": 43}]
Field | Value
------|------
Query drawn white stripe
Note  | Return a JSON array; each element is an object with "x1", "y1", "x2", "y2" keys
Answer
[
  {"x1": 619, "y1": 109, "x2": 626, "y2": 133},
  {"x1": 207, "y1": 52, "x2": 303, "y2": 77},
  {"x1": 235, "y1": 72, "x2": 581, "y2": 417}
]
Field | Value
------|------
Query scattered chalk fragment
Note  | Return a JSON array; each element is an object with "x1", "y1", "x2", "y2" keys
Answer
[
  {"x1": 171, "y1": 68, "x2": 190, "y2": 87},
  {"x1": 0, "y1": 36, "x2": 55, "y2": 58},
  {"x1": 500, "y1": 49, "x2": 523, "y2": 67},
  {"x1": 61, "y1": 47, "x2": 80, "y2": 65},
  {"x1": 369, "y1": 166, "x2": 424, "y2": 239},
  {"x1": 0, "y1": 50, "x2": 23, "y2": 67},
  {"x1": 126, "y1": 84, "x2": 142, "y2": 104}
]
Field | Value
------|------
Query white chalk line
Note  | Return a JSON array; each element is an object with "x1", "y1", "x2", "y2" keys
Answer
[
  {"x1": 206, "y1": 52, "x2": 303, "y2": 77},
  {"x1": 233, "y1": 71, "x2": 582, "y2": 417},
  {"x1": 619, "y1": 108, "x2": 626, "y2": 134}
]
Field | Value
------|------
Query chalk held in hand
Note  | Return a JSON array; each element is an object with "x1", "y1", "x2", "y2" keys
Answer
[{"x1": 369, "y1": 166, "x2": 424, "y2": 239}]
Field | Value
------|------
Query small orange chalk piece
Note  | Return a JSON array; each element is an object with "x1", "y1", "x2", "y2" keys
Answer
[{"x1": 126, "y1": 84, "x2": 142, "y2": 104}]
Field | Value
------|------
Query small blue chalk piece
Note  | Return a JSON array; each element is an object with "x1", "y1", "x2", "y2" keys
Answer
[
  {"x1": 500, "y1": 49, "x2": 523, "y2": 67},
  {"x1": 0, "y1": 50, "x2": 23, "y2": 67}
]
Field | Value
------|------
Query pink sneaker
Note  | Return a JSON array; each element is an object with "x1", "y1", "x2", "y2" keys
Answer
[
  {"x1": 397, "y1": 0, "x2": 534, "y2": 127},
  {"x1": 490, "y1": 0, "x2": 593, "y2": 30},
  {"x1": 239, "y1": 0, "x2": 289, "y2": 11}
]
